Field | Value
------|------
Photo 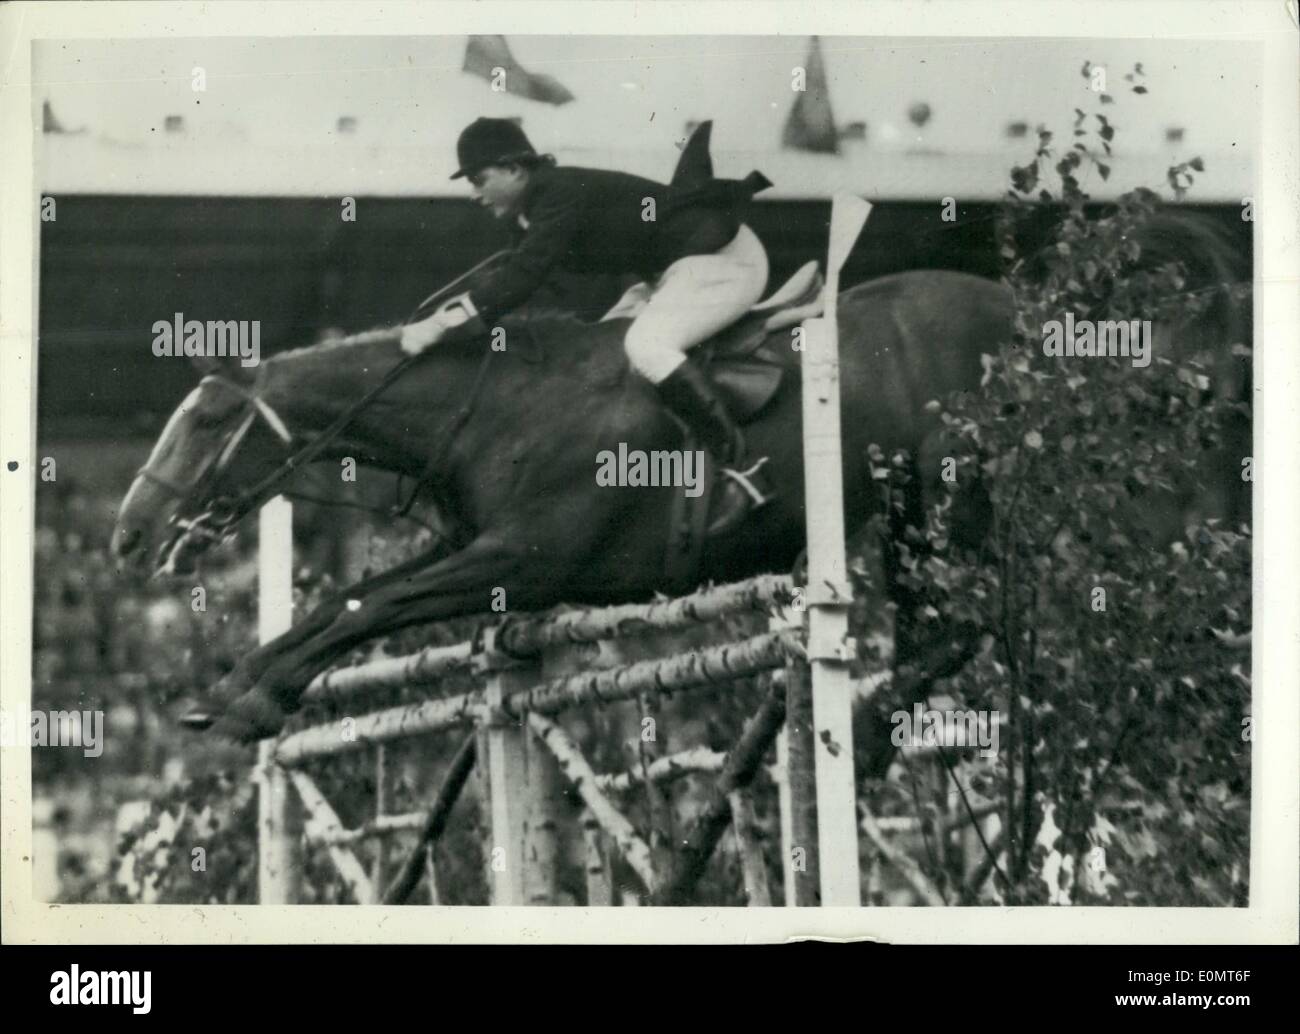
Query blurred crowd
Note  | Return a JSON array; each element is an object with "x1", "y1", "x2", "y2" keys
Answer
[{"x1": 31, "y1": 464, "x2": 256, "y2": 901}]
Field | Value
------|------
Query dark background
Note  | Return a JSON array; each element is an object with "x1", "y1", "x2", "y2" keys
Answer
[{"x1": 37, "y1": 196, "x2": 1249, "y2": 442}]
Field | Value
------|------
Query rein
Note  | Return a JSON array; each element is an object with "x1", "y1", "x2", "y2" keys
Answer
[
  {"x1": 139, "y1": 250, "x2": 508, "y2": 535},
  {"x1": 135, "y1": 380, "x2": 293, "y2": 501},
  {"x1": 389, "y1": 348, "x2": 494, "y2": 520},
  {"x1": 234, "y1": 344, "x2": 494, "y2": 527},
  {"x1": 218, "y1": 350, "x2": 429, "y2": 521}
]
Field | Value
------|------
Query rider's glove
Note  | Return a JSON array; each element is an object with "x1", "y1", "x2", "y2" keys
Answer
[
  {"x1": 400, "y1": 293, "x2": 481, "y2": 355},
  {"x1": 400, "y1": 312, "x2": 451, "y2": 355}
]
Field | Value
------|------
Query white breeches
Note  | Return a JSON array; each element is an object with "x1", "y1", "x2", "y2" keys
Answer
[{"x1": 601, "y1": 223, "x2": 770, "y2": 384}]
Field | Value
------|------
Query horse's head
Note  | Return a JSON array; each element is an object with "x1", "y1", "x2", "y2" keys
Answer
[{"x1": 112, "y1": 363, "x2": 293, "y2": 577}]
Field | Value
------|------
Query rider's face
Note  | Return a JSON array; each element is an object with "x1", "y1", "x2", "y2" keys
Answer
[{"x1": 469, "y1": 165, "x2": 528, "y2": 219}]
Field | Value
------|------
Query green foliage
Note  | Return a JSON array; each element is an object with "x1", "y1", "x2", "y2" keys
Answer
[
  {"x1": 111, "y1": 770, "x2": 257, "y2": 904},
  {"x1": 867, "y1": 66, "x2": 1251, "y2": 905}
]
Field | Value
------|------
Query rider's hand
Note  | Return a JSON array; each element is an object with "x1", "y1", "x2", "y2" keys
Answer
[{"x1": 400, "y1": 314, "x2": 447, "y2": 355}]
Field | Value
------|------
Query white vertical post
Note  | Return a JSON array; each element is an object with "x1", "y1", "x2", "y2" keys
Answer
[
  {"x1": 799, "y1": 193, "x2": 872, "y2": 907},
  {"x1": 257, "y1": 496, "x2": 294, "y2": 644},
  {"x1": 478, "y1": 629, "x2": 560, "y2": 905},
  {"x1": 775, "y1": 727, "x2": 796, "y2": 906},
  {"x1": 256, "y1": 496, "x2": 299, "y2": 903},
  {"x1": 483, "y1": 664, "x2": 531, "y2": 906}
]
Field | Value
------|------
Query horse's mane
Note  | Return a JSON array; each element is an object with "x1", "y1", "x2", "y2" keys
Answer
[
  {"x1": 271, "y1": 326, "x2": 401, "y2": 362},
  {"x1": 267, "y1": 310, "x2": 608, "y2": 369},
  {"x1": 500, "y1": 309, "x2": 598, "y2": 337}
]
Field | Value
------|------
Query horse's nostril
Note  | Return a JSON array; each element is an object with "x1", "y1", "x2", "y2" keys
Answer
[{"x1": 115, "y1": 527, "x2": 142, "y2": 557}]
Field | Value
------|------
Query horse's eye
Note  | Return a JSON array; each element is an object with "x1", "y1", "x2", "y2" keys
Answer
[{"x1": 192, "y1": 407, "x2": 226, "y2": 429}]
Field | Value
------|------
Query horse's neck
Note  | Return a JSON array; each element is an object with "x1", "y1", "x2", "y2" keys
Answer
[
  {"x1": 261, "y1": 340, "x2": 476, "y2": 475},
  {"x1": 259, "y1": 322, "x2": 651, "y2": 484}
]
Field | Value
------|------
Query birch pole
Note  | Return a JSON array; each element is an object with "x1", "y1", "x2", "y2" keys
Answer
[
  {"x1": 799, "y1": 193, "x2": 872, "y2": 906},
  {"x1": 256, "y1": 497, "x2": 300, "y2": 903}
]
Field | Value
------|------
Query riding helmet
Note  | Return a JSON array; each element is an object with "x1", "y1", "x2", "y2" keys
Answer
[{"x1": 451, "y1": 117, "x2": 537, "y2": 180}]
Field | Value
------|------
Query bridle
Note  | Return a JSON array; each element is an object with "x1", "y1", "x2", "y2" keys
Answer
[
  {"x1": 134, "y1": 375, "x2": 297, "y2": 541},
  {"x1": 133, "y1": 250, "x2": 509, "y2": 546}
]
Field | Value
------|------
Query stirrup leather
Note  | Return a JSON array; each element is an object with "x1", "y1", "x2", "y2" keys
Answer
[{"x1": 719, "y1": 456, "x2": 772, "y2": 506}]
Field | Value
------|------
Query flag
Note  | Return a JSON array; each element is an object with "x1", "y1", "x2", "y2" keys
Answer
[
  {"x1": 41, "y1": 100, "x2": 85, "y2": 136},
  {"x1": 782, "y1": 36, "x2": 839, "y2": 154},
  {"x1": 42, "y1": 100, "x2": 65, "y2": 133},
  {"x1": 462, "y1": 36, "x2": 575, "y2": 106},
  {"x1": 672, "y1": 120, "x2": 714, "y2": 187}
]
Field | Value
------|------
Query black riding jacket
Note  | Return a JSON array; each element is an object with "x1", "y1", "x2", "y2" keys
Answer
[{"x1": 466, "y1": 163, "x2": 771, "y2": 323}]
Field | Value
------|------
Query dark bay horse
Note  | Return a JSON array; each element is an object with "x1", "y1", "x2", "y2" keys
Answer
[
  {"x1": 112, "y1": 270, "x2": 1008, "y2": 741},
  {"x1": 111, "y1": 211, "x2": 1248, "y2": 745}
]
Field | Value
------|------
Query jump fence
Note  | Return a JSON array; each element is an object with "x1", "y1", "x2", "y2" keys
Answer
[
  {"x1": 250, "y1": 195, "x2": 894, "y2": 907},
  {"x1": 255, "y1": 526, "x2": 837, "y2": 906}
]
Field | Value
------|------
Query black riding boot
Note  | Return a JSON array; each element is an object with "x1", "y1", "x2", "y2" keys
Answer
[{"x1": 654, "y1": 359, "x2": 776, "y2": 536}]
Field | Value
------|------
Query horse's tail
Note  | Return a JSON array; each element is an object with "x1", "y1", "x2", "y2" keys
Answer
[
  {"x1": 1133, "y1": 207, "x2": 1252, "y2": 525},
  {"x1": 1131, "y1": 208, "x2": 1250, "y2": 372}
]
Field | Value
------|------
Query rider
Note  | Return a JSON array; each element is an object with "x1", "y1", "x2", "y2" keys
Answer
[{"x1": 400, "y1": 116, "x2": 776, "y2": 535}]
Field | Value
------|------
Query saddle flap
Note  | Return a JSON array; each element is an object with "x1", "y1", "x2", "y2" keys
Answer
[
  {"x1": 707, "y1": 263, "x2": 823, "y2": 363},
  {"x1": 710, "y1": 358, "x2": 784, "y2": 423},
  {"x1": 698, "y1": 266, "x2": 824, "y2": 420},
  {"x1": 751, "y1": 261, "x2": 822, "y2": 313}
]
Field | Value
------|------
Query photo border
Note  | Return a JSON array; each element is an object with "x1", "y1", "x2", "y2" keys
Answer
[{"x1": 2, "y1": 0, "x2": 1296, "y2": 945}]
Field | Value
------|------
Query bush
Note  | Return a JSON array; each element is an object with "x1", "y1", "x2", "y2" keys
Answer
[{"x1": 861, "y1": 64, "x2": 1251, "y2": 905}]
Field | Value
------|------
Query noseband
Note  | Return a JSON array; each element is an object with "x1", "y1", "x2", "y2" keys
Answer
[
  {"x1": 132, "y1": 250, "x2": 512, "y2": 546},
  {"x1": 134, "y1": 375, "x2": 294, "y2": 532},
  {"x1": 132, "y1": 345, "x2": 487, "y2": 541}
]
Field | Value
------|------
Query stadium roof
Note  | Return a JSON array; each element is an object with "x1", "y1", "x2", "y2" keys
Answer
[{"x1": 35, "y1": 36, "x2": 1256, "y2": 200}]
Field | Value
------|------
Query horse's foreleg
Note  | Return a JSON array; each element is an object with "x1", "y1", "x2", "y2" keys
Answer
[
  {"x1": 210, "y1": 535, "x2": 552, "y2": 742},
  {"x1": 225, "y1": 533, "x2": 458, "y2": 685}
]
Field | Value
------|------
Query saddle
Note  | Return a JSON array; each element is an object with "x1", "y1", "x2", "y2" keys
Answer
[
  {"x1": 661, "y1": 261, "x2": 823, "y2": 592},
  {"x1": 697, "y1": 260, "x2": 824, "y2": 421}
]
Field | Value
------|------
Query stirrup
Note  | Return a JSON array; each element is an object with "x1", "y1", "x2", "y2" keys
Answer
[{"x1": 719, "y1": 456, "x2": 773, "y2": 507}]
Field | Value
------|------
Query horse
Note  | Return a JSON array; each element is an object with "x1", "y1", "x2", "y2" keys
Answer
[{"x1": 110, "y1": 210, "x2": 1249, "y2": 753}]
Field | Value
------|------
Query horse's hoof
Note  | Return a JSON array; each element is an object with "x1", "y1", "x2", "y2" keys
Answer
[{"x1": 211, "y1": 691, "x2": 288, "y2": 744}]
